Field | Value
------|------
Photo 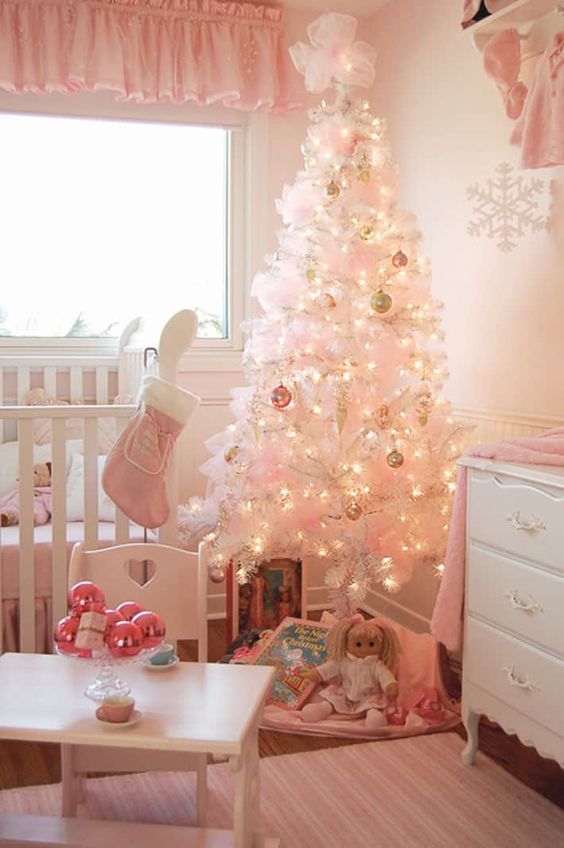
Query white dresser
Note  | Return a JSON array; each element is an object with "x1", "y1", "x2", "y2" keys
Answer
[{"x1": 460, "y1": 457, "x2": 564, "y2": 769}]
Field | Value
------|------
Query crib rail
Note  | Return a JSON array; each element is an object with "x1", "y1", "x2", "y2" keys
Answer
[
  {"x1": 0, "y1": 356, "x2": 122, "y2": 444},
  {"x1": 0, "y1": 404, "x2": 135, "y2": 653}
]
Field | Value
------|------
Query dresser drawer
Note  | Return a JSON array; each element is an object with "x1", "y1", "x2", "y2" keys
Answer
[
  {"x1": 467, "y1": 545, "x2": 564, "y2": 659},
  {"x1": 464, "y1": 618, "x2": 564, "y2": 737},
  {"x1": 468, "y1": 471, "x2": 564, "y2": 573}
]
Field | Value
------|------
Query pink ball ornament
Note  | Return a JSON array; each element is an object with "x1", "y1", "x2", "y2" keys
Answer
[
  {"x1": 54, "y1": 615, "x2": 80, "y2": 654},
  {"x1": 270, "y1": 384, "x2": 292, "y2": 409},
  {"x1": 115, "y1": 601, "x2": 145, "y2": 621},
  {"x1": 104, "y1": 609, "x2": 125, "y2": 641},
  {"x1": 209, "y1": 566, "x2": 226, "y2": 584},
  {"x1": 107, "y1": 620, "x2": 144, "y2": 657},
  {"x1": 68, "y1": 581, "x2": 106, "y2": 615},
  {"x1": 132, "y1": 610, "x2": 166, "y2": 649}
]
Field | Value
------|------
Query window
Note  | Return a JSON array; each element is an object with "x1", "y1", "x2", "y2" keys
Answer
[{"x1": 0, "y1": 112, "x2": 230, "y2": 341}]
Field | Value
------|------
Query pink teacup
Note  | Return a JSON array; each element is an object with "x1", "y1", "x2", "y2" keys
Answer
[{"x1": 100, "y1": 695, "x2": 135, "y2": 723}]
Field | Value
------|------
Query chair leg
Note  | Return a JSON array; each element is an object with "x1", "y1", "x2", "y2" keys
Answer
[
  {"x1": 196, "y1": 753, "x2": 208, "y2": 826},
  {"x1": 61, "y1": 744, "x2": 81, "y2": 817}
]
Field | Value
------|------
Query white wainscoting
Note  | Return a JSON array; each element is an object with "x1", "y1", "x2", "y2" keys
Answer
[{"x1": 179, "y1": 388, "x2": 564, "y2": 629}]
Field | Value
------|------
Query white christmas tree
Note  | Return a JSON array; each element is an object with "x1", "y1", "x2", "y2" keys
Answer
[{"x1": 182, "y1": 12, "x2": 468, "y2": 614}]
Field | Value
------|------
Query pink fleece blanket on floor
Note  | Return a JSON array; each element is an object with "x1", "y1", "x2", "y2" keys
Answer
[
  {"x1": 261, "y1": 612, "x2": 459, "y2": 739},
  {"x1": 430, "y1": 427, "x2": 564, "y2": 652}
]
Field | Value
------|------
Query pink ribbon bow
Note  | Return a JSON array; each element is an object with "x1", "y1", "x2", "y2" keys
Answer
[{"x1": 289, "y1": 12, "x2": 377, "y2": 94}]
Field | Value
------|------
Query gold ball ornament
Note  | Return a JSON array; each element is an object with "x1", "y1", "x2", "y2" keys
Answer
[
  {"x1": 359, "y1": 224, "x2": 374, "y2": 241},
  {"x1": 326, "y1": 180, "x2": 340, "y2": 199},
  {"x1": 357, "y1": 167, "x2": 371, "y2": 183},
  {"x1": 418, "y1": 414, "x2": 428, "y2": 426},
  {"x1": 345, "y1": 502, "x2": 363, "y2": 521},
  {"x1": 224, "y1": 445, "x2": 239, "y2": 463},
  {"x1": 306, "y1": 268, "x2": 317, "y2": 282},
  {"x1": 387, "y1": 449, "x2": 404, "y2": 469},
  {"x1": 370, "y1": 290, "x2": 393, "y2": 314},
  {"x1": 392, "y1": 250, "x2": 408, "y2": 268},
  {"x1": 270, "y1": 385, "x2": 292, "y2": 409}
]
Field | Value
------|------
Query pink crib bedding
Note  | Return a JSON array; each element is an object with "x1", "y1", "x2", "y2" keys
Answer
[{"x1": 1, "y1": 521, "x2": 154, "y2": 652}]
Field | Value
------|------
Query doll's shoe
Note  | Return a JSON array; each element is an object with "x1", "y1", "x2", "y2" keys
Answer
[
  {"x1": 300, "y1": 701, "x2": 333, "y2": 723},
  {"x1": 365, "y1": 708, "x2": 387, "y2": 729}
]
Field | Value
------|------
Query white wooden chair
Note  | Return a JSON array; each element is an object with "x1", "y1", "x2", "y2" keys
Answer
[{"x1": 62, "y1": 540, "x2": 209, "y2": 822}]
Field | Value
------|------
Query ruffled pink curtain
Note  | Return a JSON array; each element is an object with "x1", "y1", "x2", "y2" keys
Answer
[{"x1": 0, "y1": 0, "x2": 301, "y2": 111}]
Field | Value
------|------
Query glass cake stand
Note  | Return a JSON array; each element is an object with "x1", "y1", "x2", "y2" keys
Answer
[{"x1": 56, "y1": 645, "x2": 160, "y2": 702}]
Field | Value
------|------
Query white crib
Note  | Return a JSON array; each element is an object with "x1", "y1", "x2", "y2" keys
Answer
[{"x1": 0, "y1": 311, "x2": 198, "y2": 654}]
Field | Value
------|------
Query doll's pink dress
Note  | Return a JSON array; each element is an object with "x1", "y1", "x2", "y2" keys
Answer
[
  {"x1": 0, "y1": 487, "x2": 52, "y2": 525},
  {"x1": 315, "y1": 652, "x2": 396, "y2": 716},
  {"x1": 512, "y1": 33, "x2": 564, "y2": 169}
]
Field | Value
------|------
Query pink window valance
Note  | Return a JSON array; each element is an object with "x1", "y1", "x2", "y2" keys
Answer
[{"x1": 0, "y1": 0, "x2": 302, "y2": 111}]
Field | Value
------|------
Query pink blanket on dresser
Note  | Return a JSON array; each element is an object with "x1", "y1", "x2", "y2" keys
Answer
[{"x1": 430, "y1": 428, "x2": 564, "y2": 652}]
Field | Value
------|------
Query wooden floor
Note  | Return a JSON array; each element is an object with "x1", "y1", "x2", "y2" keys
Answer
[{"x1": 1, "y1": 617, "x2": 563, "y2": 811}]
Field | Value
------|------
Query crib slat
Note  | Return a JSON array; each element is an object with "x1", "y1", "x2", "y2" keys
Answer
[
  {"x1": 113, "y1": 416, "x2": 129, "y2": 544},
  {"x1": 115, "y1": 508, "x2": 129, "y2": 545},
  {"x1": 83, "y1": 418, "x2": 99, "y2": 550},
  {"x1": 16, "y1": 365, "x2": 31, "y2": 404},
  {"x1": 51, "y1": 419, "x2": 68, "y2": 633},
  {"x1": 70, "y1": 367, "x2": 83, "y2": 403},
  {"x1": 95, "y1": 367, "x2": 109, "y2": 405},
  {"x1": 18, "y1": 418, "x2": 36, "y2": 653},
  {"x1": 44, "y1": 366, "x2": 58, "y2": 398},
  {"x1": 0, "y1": 368, "x2": 4, "y2": 443}
]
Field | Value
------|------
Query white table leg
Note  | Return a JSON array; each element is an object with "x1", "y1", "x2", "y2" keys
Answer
[
  {"x1": 230, "y1": 721, "x2": 262, "y2": 848},
  {"x1": 196, "y1": 753, "x2": 208, "y2": 827},
  {"x1": 61, "y1": 744, "x2": 80, "y2": 817}
]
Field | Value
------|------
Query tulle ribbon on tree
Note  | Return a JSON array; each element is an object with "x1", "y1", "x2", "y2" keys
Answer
[{"x1": 289, "y1": 12, "x2": 377, "y2": 93}]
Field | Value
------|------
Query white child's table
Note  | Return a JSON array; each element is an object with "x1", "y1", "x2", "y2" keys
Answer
[{"x1": 0, "y1": 653, "x2": 277, "y2": 848}]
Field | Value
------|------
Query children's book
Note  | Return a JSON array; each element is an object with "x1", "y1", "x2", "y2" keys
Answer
[{"x1": 250, "y1": 616, "x2": 330, "y2": 710}]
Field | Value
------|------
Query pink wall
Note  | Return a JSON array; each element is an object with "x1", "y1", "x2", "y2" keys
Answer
[{"x1": 367, "y1": 0, "x2": 564, "y2": 419}]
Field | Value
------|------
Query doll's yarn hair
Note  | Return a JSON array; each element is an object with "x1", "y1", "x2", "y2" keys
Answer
[{"x1": 327, "y1": 617, "x2": 400, "y2": 670}]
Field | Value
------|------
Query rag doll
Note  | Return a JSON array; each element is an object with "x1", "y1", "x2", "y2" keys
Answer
[
  {"x1": 0, "y1": 462, "x2": 52, "y2": 526},
  {"x1": 300, "y1": 616, "x2": 400, "y2": 729}
]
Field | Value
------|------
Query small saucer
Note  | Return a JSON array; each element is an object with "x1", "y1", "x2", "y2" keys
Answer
[
  {"x1": 95, "y1": 707, "x2": 142, "y2": 728},
  {"x1": 143, "y1": 655, "x2": 180, "y2": 672}
]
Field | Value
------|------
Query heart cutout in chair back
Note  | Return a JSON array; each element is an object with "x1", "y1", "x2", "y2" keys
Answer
[{"x1": 126, "y1": 558, "x2": 157, "y2": 588}]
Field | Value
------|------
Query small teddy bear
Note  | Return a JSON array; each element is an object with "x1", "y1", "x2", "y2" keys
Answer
[
  {"x1": 300, "y1": 616, "x2": 400, "y2": 729},
  {"x1": 0, "y1": 461, "x2": 52, "y2": 526}
]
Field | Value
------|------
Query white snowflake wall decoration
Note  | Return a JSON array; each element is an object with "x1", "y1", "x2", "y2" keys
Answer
[{"x1": 467, "y1": 162, "x2": 549, "y2": 252}]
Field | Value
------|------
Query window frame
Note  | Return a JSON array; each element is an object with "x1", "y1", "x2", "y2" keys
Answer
[{"x1": 0, "y1": 91, "x2": 268, "y2": 372}]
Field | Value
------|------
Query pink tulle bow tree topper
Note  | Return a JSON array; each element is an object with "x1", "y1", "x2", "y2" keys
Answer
[
  {"x1": 289, "y1": 13, "x2": 377, "y2": 93},
  {"x1": 181, "y1": 12, "x2": 469, "y2": 615}
]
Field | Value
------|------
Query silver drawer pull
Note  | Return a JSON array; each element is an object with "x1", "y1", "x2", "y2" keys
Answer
[
  {"x1": 506, "y1": 511, "x2": 546, "y2": 533},
  {"x1": 503, "y1": 664, "x2": 539, "y2": 693},
  {"x1": 504, "y1": 589, "x2": 543, "y2": 615}
]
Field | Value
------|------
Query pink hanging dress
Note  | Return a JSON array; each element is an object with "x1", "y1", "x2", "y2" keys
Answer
[{"x1": 512, "y1": 33, "x2": 564, "y2": 169}]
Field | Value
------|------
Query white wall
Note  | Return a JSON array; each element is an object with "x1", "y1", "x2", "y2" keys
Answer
[{"x1": 367, "y1": 0, "x2": 564, "y2": 418}]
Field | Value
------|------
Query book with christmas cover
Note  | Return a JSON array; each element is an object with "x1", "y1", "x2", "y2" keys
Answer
[{"x1": 250, "y1": 616, "x2": 330, "y2": 711}]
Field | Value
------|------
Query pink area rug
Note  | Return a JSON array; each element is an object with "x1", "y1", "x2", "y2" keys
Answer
[{"x1": 0, "y1": 733, "x2": 563, "y2": 847}]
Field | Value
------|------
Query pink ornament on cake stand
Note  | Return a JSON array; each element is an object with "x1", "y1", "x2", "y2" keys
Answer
[{"x1": 55, "y1": 593, "x2": 166, "y2": 701}]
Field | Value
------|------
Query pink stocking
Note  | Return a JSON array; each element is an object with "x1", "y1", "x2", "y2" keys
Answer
[{"x1": 102, "y1": 376, "x2": 199, "y2": 528}]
